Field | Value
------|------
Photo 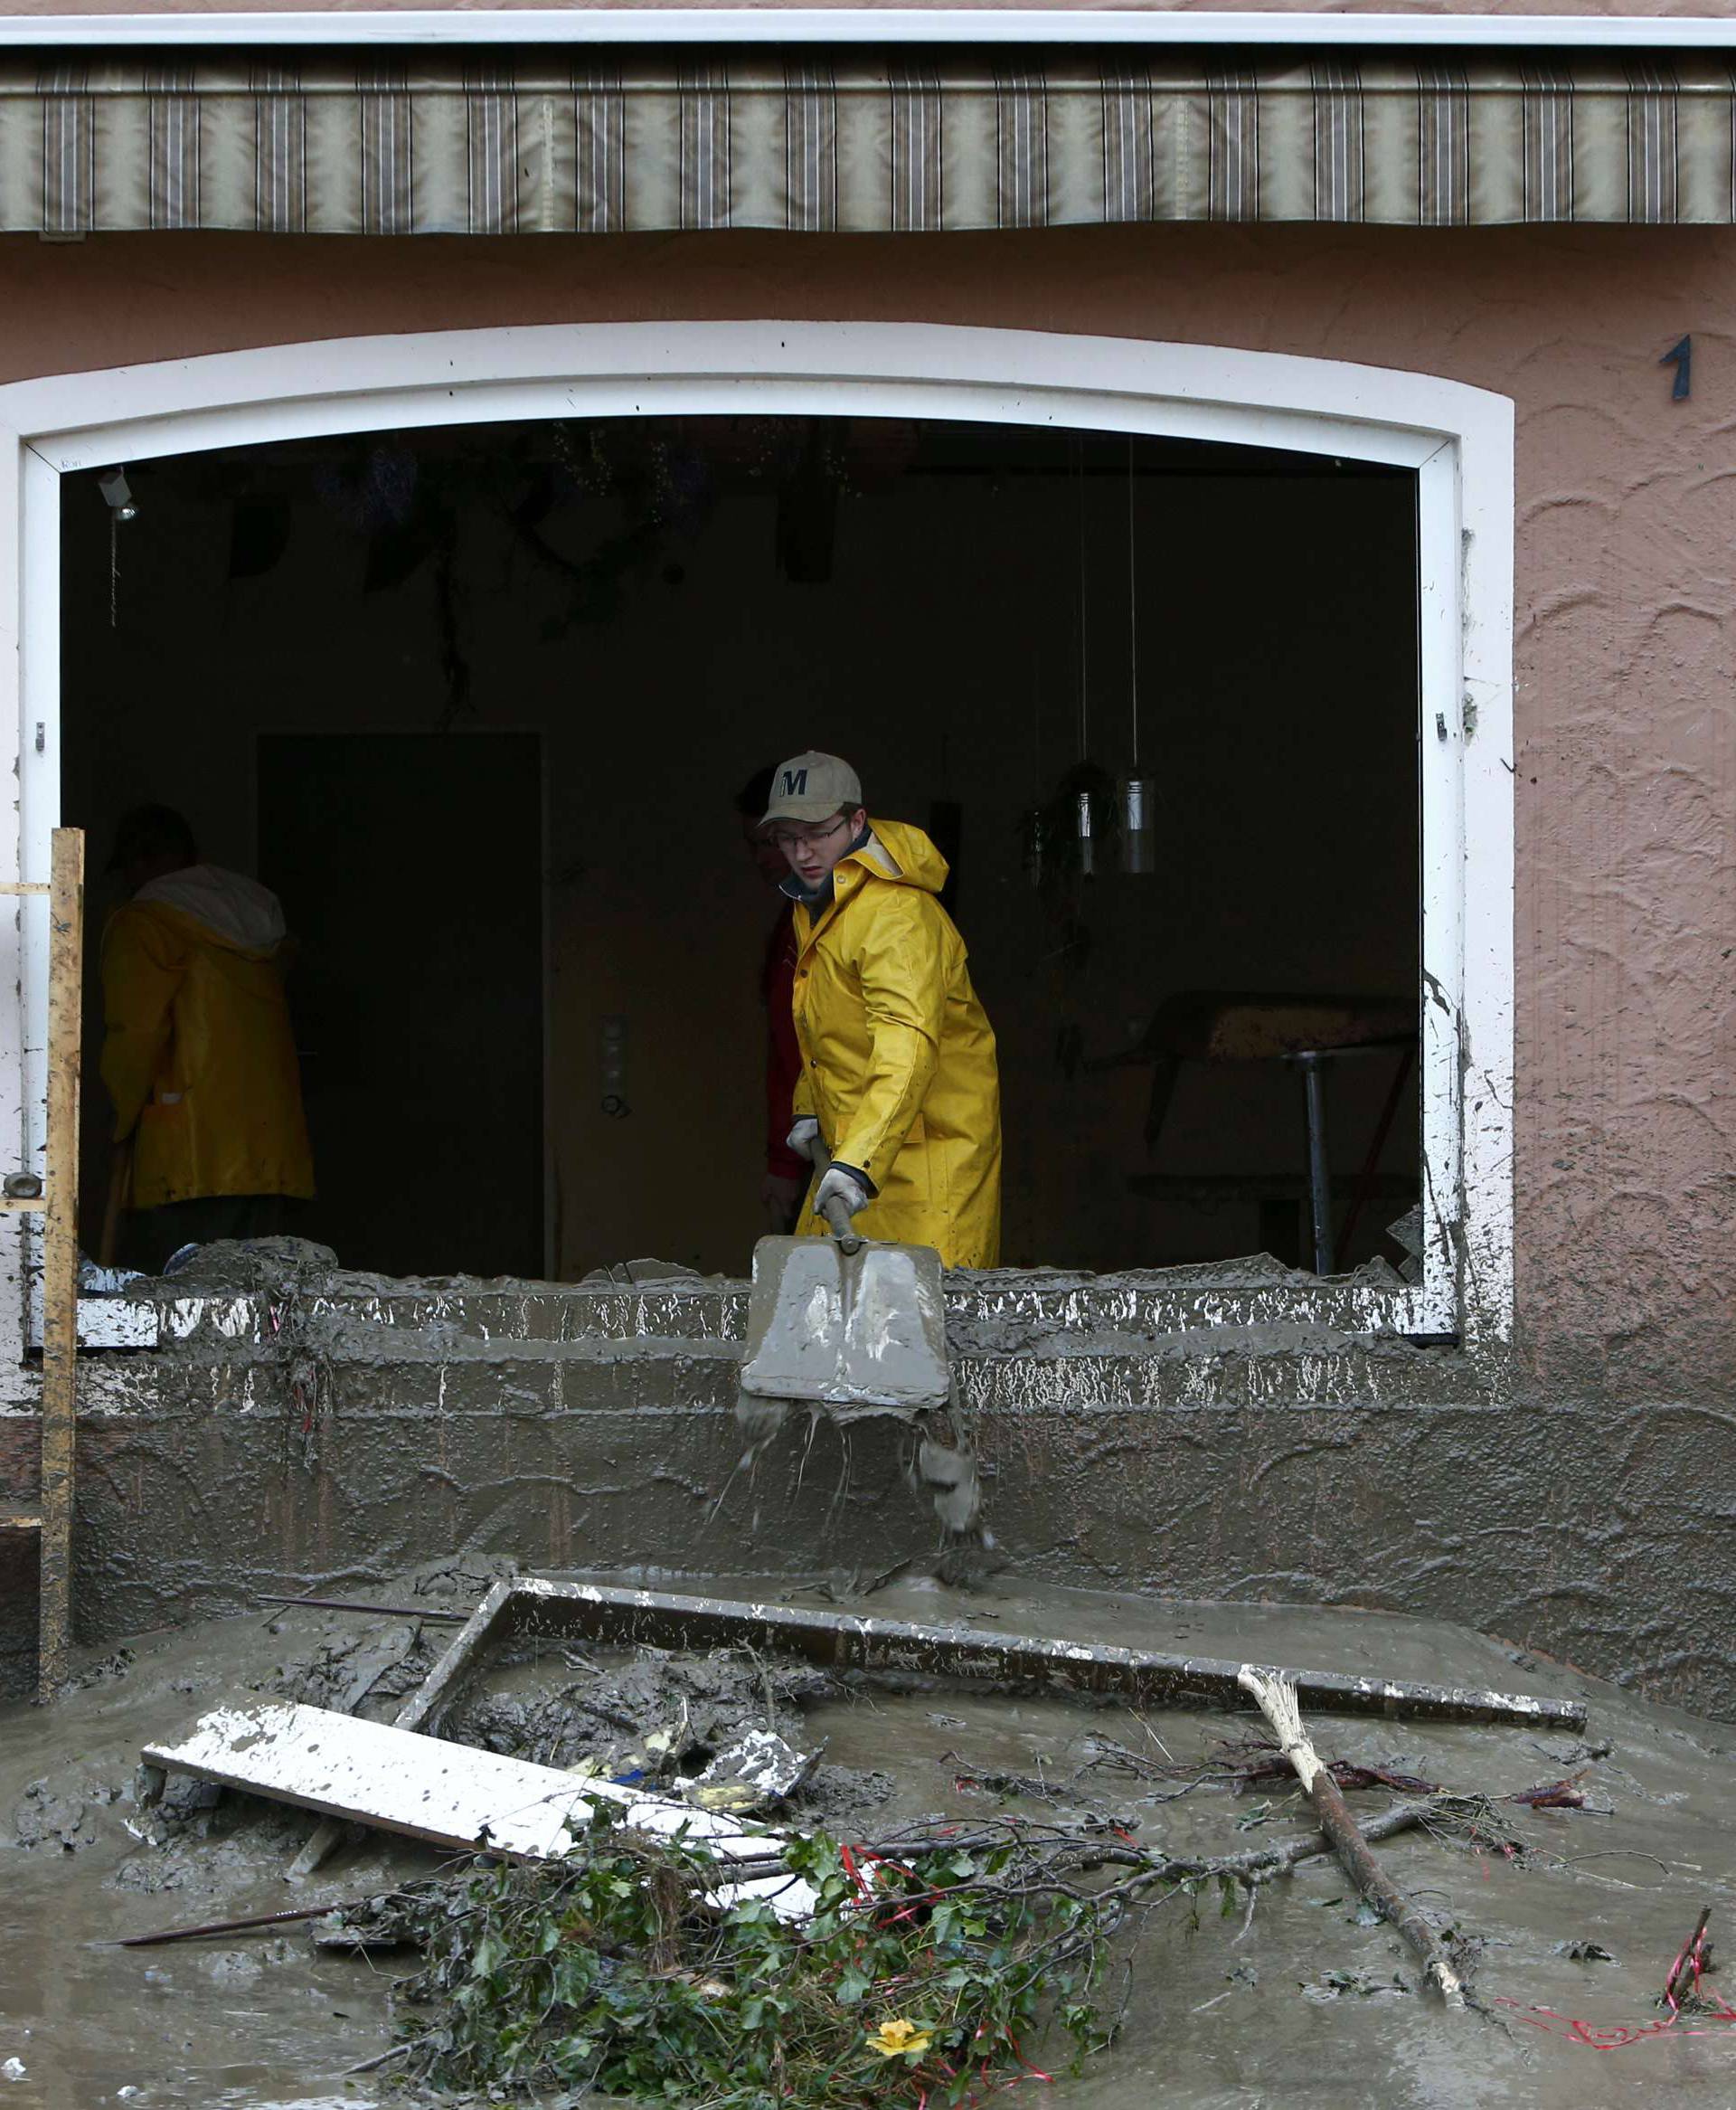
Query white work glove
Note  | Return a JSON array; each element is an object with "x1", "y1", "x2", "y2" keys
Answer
[
  {"x1": 786, "y1": 1116, "x2": 822, "y2": 1161},
  {"x1": 813, "y1": 1164, "x2": 871, "y2": 1221}
]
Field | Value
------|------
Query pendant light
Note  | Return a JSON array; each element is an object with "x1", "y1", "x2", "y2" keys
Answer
[
  {"x1": 1074, "y1": 434, "x2": 1097, "y2": 878},
  {"x1": 1120, "y1": 435, "x2": 1155, "y2": 876}
]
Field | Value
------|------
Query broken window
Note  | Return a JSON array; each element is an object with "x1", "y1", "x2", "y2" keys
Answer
[{"x1": 56, "y1": 415, "x2": 1429, "y2": 1302}]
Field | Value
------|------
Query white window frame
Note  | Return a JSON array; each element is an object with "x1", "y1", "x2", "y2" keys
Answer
[{"x1": 0, "y1": 321, "x2": 1513, "y2": 1367}]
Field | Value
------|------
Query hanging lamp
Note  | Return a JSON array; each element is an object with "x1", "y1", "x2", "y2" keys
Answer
[
  {"x1": 1073, "y1": 434, "x2": 1099, "y2": 878},
  {"x1": 1120, "y1": 436, "x2": 1155, "y2": 876}
]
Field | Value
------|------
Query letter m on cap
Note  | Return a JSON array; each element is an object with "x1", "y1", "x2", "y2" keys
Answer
[{"x1": 782, "y1": 768, "x2": 808, "y2": 796}]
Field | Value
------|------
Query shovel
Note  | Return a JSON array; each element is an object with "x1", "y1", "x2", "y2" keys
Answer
[{"x1": 737, "y1": 1141, "x2": 950, "y2": 1422}]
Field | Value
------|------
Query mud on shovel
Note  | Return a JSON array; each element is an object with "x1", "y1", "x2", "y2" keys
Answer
[{"x1": 735, "y1": 1141, "x2": 982, "y2": 1534}]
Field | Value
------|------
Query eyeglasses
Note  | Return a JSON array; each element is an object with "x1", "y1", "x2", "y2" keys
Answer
[{"x1": 768, "y1": 818, "x2": 849, "y2": 854}]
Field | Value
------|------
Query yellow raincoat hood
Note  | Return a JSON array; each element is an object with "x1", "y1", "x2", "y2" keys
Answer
[
  {"x1": 100, "y1": 866, "x2": 315, "y2": 1211},
  {"x1": 789, "y1": 818, "x2": 1000, "y2": 1269}
]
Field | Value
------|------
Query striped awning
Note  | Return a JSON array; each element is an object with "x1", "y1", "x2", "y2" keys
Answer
[{"x1": 7, "y1": 48, "x2": 1736, "y2": 237}]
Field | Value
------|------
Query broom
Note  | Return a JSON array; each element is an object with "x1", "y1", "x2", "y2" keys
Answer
[{"x1": 1237, "y1": 1664, "x2": 1465, "y2": 2006}]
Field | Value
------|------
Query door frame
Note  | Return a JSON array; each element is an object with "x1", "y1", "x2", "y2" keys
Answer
[{"x1": 251, "y1": 724, "x2": 552, "y2": 1282}]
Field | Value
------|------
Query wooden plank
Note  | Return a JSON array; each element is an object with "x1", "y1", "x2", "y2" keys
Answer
[
  {"x1": 287, "y1": 1574, "x2": 517, "y2": 1882},
  {"x1": 505, "y1": 1578, "x2": 1589, "y2": 1731},
  {"x1": 0, "y1": 1508, "x2": 42, "y2": 1530},
  {"x1": 147, "y1": 1701, "x2": 815, "y2": 1917},
  {"x1": 37, "y1": 827, "x2": 82, "y2": 1700}
]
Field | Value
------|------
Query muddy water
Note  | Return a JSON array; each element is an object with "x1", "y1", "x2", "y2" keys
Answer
[{"x1": 5, "y1": 1574, "x2": 1736, "y2": 2108}]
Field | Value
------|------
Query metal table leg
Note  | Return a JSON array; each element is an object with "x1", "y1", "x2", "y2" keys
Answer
[{"x1": 1297, "y1": 1051, "x2": 1334, "y2": 1276}]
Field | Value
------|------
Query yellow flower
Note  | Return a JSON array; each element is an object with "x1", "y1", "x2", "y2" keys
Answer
[{"x1": 865, "y1": 2017, "x2": 934, "y2": 2060}]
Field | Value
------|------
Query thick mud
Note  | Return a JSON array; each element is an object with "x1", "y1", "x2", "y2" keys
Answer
[{"x1": 5, "y1": 1572, "x2": 1736, "y2": 2108}]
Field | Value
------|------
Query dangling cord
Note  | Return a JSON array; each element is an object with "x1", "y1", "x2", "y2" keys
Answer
[
  {"x1": 109, "y1": 507, "x2": 120, "y2": 629},
  {"x1": 1127, "y1": 434, "x2": 1138, "y2": 771},
  {"x1": 1076, "y1": 431, "x2": 1089, "y2": 766}
]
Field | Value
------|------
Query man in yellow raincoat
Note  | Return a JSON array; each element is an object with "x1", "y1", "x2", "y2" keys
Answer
[
  {"x1": 764, "y1": 752, "x2": 1000, "y2": 1270},
  {"x1": 100, "y1": 805, "x2": 314, "y2": 1270}
]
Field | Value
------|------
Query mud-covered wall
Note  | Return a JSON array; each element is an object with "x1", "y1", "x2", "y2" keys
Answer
[
  {"x1": 2, "y1": 1269, "x2": 1731, "y2": 1717},
  {"x1": 1, "y1": 217, "x2": 1732, "y2": 1697},
  {"x1": 1, "y1": 221, "x2": 1731, "y2": 1396}
]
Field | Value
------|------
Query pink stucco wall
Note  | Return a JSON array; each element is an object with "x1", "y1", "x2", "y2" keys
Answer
[{"x1": 2, "y1": 221, "x2": 1729, "y2": 1399}]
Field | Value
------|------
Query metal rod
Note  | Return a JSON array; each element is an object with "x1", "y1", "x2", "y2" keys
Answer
[
  {"x1": 1297, "y1": 1052, "x2": 1334, "y2": 1276},
  {"x1": 37, "y1": 828, "x2": 84, "y2": 1700},
  {"x1": 257, "y1": 1594, "x2": 468, "y2": 1623},
  {"x1": 118, "y1": 1898, "x2": 369, "y2": 1948}
]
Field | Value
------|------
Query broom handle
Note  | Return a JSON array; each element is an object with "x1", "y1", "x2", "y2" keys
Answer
[
  {"x1": 98, "y1": 1136, "x2": 134, "y2": 1269},
  {"x1": 807, "y1": 1139, "x2": 863, "y2": 1255}
]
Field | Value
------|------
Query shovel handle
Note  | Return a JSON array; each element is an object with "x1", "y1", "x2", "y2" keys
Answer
[{"x1": 807, "y1": 1136, "x2": 864, "y2": 1255}]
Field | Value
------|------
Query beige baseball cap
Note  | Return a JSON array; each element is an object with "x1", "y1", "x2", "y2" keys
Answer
[{"x1": 762, "y1": 752, "x2": 863, "y2": 826}]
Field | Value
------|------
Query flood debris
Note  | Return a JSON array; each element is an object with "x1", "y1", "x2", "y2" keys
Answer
[
  {"x1": 1237, "y1": 1666, "x2": 1466, "y2": 2006},
  {"x1": 108, "y1": 1775, "x2": 311, "y2": 1896},
  {"x1": 473, "y1": 1575, "x2": 1589, "y2": 1728},
  {"x1": 1508, "y1": 1770, "x2": 1591, "y2": 1810},
  {"x1": 5, "y1": 1775, "x2": 115, "y2": 1852},
  {"x1": 31, "y1": 1567, "x2": 1736, "y2": 2105},
  {"x1": 442, "y1": 1637, "x2": 827, "y2": 1782},
  {"x1": 680, "y1": 1728, "x2": 819, "y2": 1815},
  {"x1": 255, "y1": 1593, "x2": 468, "y2": 1623},
  {"x1": 356, "y1": 1815, "x2": 1118, "y2": 2104},
  {"x1": 269, "y1": 1618, "x2": 436, "y2": 1717},
  {"x1": 314, "y1": 1758, "x2": 1532, "y2": 2101},
  {"x1": 142, "y1": 1699, "x2": 817, "y2": 1919},
  {"x1": 133, "y1": 1584, "x2": 1587, "y2": 2086},
  {"x1": 580, "y1": 1256, "x2": 706, "y2": 1286},
  {"x1": 127, "y1": 1234, "x2": 341, "y2": 1296},
  {"x1": 118, "y1": 1899, "x2": 358, "y2": 1950},
  {"x1": 1659, "y1": 1905, "x2": 1722, "y2": 2016},
  {"x1": 1212, "y1": 1737, "x2": 1443, "y2": 1799},
  {"x1": 284, "y1": 1570, "x2": 514, "y2": 1880}
]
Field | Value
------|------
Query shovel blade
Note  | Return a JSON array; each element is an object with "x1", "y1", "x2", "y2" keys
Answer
[{"x1": 740, "y1": 1233, "x2": 949, "y2": 1415}]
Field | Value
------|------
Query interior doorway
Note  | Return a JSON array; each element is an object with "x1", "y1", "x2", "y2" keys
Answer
[
  {"x1": 257, "y1": 731, "x2": 544, "y2": 1278},
  {"x1": 59, "y1": 411, "x2": 1421, "y2": 1283}
]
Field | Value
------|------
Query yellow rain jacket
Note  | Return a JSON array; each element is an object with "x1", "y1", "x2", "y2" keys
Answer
[
  {"x1": 99, "y1": 865, "x2": 315, "y2": 1210},
  {"x1": 789, "y1": 819, "x2": 1000, "y2": 1268}
]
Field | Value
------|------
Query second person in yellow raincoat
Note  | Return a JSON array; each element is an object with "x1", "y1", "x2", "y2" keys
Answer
[
  {"x1": 99, "y1": 804, "x2": 315, "y2": 1271},
  {"x1": 762, "y1": 752, "x2": 1000, "y2": 1269}
]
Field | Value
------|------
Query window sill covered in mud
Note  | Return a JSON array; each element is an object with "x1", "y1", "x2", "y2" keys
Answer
[{"x1": 74, "y1": 1235, "x2": 1438, "y2": 1365}]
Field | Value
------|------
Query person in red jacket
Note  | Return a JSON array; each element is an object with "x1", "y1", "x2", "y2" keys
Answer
[{"x1": 736, "y1": 767, "x2": 807, "y2": 1233}]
